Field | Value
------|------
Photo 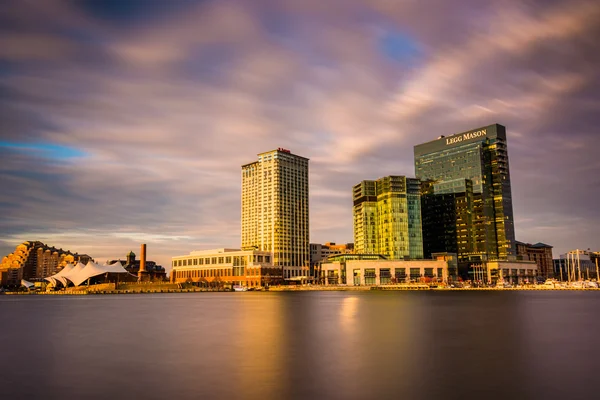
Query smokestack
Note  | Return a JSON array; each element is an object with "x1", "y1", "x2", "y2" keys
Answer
[{"x1": 140, "y1": 244, "x2": 147, "y2": 273}]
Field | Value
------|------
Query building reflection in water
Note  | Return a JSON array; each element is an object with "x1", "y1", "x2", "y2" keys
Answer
[
  {"x1": 340, "y1": 296, "x2": 359, "y2": 333},
  {"x1": 233, "y1": 293, "x2": 285, "y2": 398}
]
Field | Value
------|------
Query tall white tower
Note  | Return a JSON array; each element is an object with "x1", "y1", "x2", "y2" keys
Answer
[{"x1": 241, "y1": 148, "x2": 309, "y2": 278}]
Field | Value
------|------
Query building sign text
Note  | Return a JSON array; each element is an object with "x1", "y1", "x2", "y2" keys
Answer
[{"x1": 445, "y1": 129, "x2": 487, "y2": 145}]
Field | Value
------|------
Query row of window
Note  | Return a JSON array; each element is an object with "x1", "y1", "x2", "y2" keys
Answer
[
  {"x1": 174, "y1": 267, "x2": 282, "y2": 279},
  {"x1": 173, "y1": 254, "x2": 271, "y2": 267}
]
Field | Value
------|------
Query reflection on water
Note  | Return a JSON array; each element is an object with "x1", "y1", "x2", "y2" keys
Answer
[
  {"x1": 1, "y1": 292, "x2": 599, "y2": 400},
  {"x1": 235, "y1": 294, "x2": 284, "y2": 397},
  {"x1": 340, "y1": 296, "x2": 358, "y2": 332}
]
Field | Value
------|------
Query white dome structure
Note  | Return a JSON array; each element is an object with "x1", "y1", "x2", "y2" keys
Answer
[
  {"x1": 45, "y1": 263, "x2": 75, "y2": 287},
  {"x1": 43, "y1": 260, "x2": 136, "y2": 288},
  {"x1": 62, "y1": 262, "x2": 86, "y2": 285}
]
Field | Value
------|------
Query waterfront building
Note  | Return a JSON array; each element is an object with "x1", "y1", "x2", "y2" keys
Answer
[
  {"x1": 171, "y1": 248, "x2": 278, "y2": 287},
  {"x1": 0, "y1": 241, "x2": 92, "y2": 286},
  {"x1": 487, "y1": 260, "x2": 537, "y2": 284},
  {"x1": 353, "y1": 176, "x2": 423, "y2": 260},
  {"x1": 515, "y1": 241, "x2": 554, "y2": 278},
  {"x1": 320, "y1": 257, "x2": 448, "y2": 286},
  {"x1": 241, "y1": 148, "x2": 310, "y2": 280},
  {"x1": 45, "y1": 260, "x2": 134, "y2": 288},
  {"x1": 432, "y1": 252, "x2": 459, "y2": 279},
  {"x1": 414, "y1": 124, "x2": 516, "y2": 265},
  {"x1": 108, "y1": 245, "x2": 166, "y2": 281}
]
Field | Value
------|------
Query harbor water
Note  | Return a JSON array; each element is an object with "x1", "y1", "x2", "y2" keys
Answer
[{"x1": 1, "y1": 291, "x2": 599, "y2": 400}]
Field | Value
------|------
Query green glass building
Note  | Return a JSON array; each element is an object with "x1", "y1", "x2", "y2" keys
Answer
[
  {"x1": 414, "y1": 124, "x2": 515, "y2": 263},
  {"x1": 353, "y1": 176, "x2": 423, "y2": 260}
]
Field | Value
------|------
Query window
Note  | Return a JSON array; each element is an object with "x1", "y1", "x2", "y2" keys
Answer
[
  {"x1": 365, "y1": 269, "x2": 376, "y2": 285},
  {"x1": 380, "y1": 268, "x2": 391, "y2": 285},
  {"x1": 395, "y1": 268, "x2": 406, "y2": 280},
  {"x1": 410, "y1": 268, "x2": 421, "y2": 280}
]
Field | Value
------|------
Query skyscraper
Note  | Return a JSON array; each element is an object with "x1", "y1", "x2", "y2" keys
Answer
[
  {"x1": 353, "y1": 176, "x2": 423, "y2": 260},
  {"x1": 241, "y1": 148, "x2": 309, "y2": 279},
  {"x1": 414, "y1": 124, "x2": 515, "y2": 263}
]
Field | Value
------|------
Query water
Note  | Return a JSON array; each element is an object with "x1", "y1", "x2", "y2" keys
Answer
[{"x1": 1, "y1": 291, "x2": 598, "y2": 400}]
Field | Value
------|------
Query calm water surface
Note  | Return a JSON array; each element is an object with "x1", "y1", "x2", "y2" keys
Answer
[{"x1": 1, "y1": 291, "x2": 599, "y2": 400}]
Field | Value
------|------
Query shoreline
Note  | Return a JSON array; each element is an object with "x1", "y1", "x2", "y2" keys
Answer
[{"x1": 3, "y1": 285, "x2": 600, "y2": 295}]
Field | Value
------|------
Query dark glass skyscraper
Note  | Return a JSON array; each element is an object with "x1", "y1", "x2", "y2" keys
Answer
[{"x1": 414, "y1": 124, "x2": 515, "y2": 263}]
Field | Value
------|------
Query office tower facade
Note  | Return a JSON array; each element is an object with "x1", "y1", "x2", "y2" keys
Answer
[
  {"x1": 241, "y1": 148, "x2": 309, "y2": 276},
  {"x1": 414, "y1": 124, "x2": 515, "y2": 262},
  {"x1": 353, "y1": 176, "x2": 423, "y2": 260}
]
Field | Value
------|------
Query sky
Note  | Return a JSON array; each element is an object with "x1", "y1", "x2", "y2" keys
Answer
[{"x1": 1, "y1": 0, "x2": 599, "y2": 272}]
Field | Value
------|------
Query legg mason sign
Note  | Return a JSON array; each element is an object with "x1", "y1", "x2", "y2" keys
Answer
[{"x1": 445, "y1": 129, "x2": 487, "y2": 145}]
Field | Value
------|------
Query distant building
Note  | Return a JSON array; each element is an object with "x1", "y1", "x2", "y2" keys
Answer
[
  {"x1": 241, "y1": 148, "x2": 310, "y2": 280},
  {"x1": 310, "y1": 242, "x2": 353, "y2": 265},
  {"x1": 415, "y1": 124, "x2": 516, "y2": 263},
  {"x1": 320, "y1": 257, "x2": 449, "y2": 285},
  {"x1": 0, "y1": 241, "x2": 92, "y2": 286},
  {"x1": 171, "y1": 248, "x2": 279, "y2": 287},
  {"x1": 108, "y1": 246, "x2": 166, "y2": 281},
  {"x1": 352, "y1": 176, "x2": 423, "y2": 260},
  {"x1": 488, "y1": 260, "x2": 538, "y2": 284},
  {"x1": 553, "y1": 250, "x2": 598, "y2": 281},
  {"x1": 515, "y1": 241, "x2": 554, "y2": 278},
  {"x1": 309, "y1": 242, "x2": 353, "y2": 280}
]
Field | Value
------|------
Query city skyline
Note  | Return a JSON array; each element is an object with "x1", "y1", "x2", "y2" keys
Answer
[{"x1": 1, "y1": 0, "x2": 599, "y2": 271}]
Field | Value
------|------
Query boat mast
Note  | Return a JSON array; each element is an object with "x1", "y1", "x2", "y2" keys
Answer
[
  {"x1": 577, "y1": 249, "x2": 582, "y2": 282},
  {"x1": 567, "y1": 253, "x2": 571, "y2": 283}
]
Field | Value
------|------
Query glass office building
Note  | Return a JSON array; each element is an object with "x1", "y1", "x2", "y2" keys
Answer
[
  {"x1": 353, "y1": 176, "x2": 423, "y2": 260},
  {"x1": 414, "y1": 124, "x2": 515, "y2": 262}
]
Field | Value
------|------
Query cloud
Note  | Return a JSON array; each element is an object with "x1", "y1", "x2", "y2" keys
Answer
[{"x1": 0, "y1": 0, "x2": 599, "y2": 269}]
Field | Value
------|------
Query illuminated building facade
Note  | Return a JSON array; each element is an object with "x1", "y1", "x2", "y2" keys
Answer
[
  {"x1": 353, "y1": 176, "x2": 423, "y2": 260},
  {"x1": 515, "y1": 241, "x2": 553, "y2": 278},
  {"x1": 171, "y1": 248, "x2": 279, "y2": 287},
  {"x1": 415, "y1": 124, "x2": 516, "y2": 264},
  {"x1": 241, "y1": 148, "x2": 310, "y2": 280},
  {"x1": 320, "y1": 258, "x2": 449, "y2": 286},
  {"x1": 0, "y1": 241, "x2": 92, "y2": 286}
]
